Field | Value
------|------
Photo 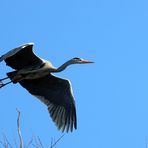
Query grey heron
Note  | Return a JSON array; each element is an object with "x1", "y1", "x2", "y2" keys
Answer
[{"x1": 0, "y1": 43, "x2": 93, "y2": 132}]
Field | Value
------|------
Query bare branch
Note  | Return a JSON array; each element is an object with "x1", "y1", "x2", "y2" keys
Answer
[
  {"x1": 33, "y1": 136, "x2": 42, "y2": 148},
  {"x1": 13, "y1": 137, "x2": 18, "y2": 148},
  {"x1": 25, "y1": 136, "x2": 33, "y2": 148},
  {"x1": 0, "y1": 110, "x2": 65, "y2": 148},
  {"x1": 0, "y1": 140, "x2": 6, "y2": 147},
  {"x1": 37, "y1": 137, "x2": 44, "y2": 148},
  {"x1": 16, "y1": 109, "x2": 23, "y2": 148},
  {"x1": 2, "y1": 133, "x2": 13, "y2": 148},
  {"x1": 50, "y1": 134, "x2": 65, "y2": 148},
  {"x1": 50, "y1": 137, "x2": 53, "y2": 148}
]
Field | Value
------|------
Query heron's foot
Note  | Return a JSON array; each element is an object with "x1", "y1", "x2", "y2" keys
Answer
[{"x1": 0, "y1": 81, "x2": 5, "y2": 88}]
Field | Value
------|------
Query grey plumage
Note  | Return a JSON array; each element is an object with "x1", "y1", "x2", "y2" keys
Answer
[{"x1": 0, "y1": 43, "x2": 93, "y2": 132}]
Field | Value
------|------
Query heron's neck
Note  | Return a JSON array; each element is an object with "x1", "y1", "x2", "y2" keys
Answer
[{"x1": 52, "y1": 60, "x2": 72, "y2": 73}]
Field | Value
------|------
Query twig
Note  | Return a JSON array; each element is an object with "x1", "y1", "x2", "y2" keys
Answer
[
  {"x1": 50, "y1": 134, "x2": 65, "y2": 148},
  {"x1": 146, "y1": 138, "x2": 148, "y2": 148},
  {"x1": 16, "y1": 109, "x2": 23, "y2": 148},
  {"x1": 33, "y1": 136, "x2": 42, "y2": 148},
  {"x1": 13, "y1": 137, "x2": 18, "y2": 148},
  {"x1": 0, "y1": 140, "x2": 6, "y2": 147},
  {"x1": 2, "y1": 133, "x2": 13, "y2": 148},
  {"x1": 25, "y1": 136, "x2": 33, "y2": 148},
  {"x1": 37, "y1": 136, "x2": 44, "y2": 148},
  {"x1": 51, "y1": 137, "x2": 53, "y2": 148}
]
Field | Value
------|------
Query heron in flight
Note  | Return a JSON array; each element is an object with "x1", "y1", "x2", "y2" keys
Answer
[{"x1": 0, "y1": 43, "x2": 93, "y2": 132}]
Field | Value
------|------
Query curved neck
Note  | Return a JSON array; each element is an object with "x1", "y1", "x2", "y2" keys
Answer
[{"x1": 51, "y1": 60, "x2": 73, "y2": 73}]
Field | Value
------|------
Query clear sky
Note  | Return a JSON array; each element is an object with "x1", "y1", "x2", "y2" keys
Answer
[{"x1": 0, "y1": 0, "x2": 148, "y2": 147}]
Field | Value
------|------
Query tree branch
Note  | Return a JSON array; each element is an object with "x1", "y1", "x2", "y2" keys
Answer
[{"x1": 16, "y1": 109, "x2": 23, "y2": 148}]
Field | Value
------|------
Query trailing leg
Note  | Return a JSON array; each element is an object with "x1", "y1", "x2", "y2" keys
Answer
[
  {"x1": 0, "y1": 76, "x2": 9, "y2": 82},
  {"x1": 0, "y1": 76, "x2": 10, "y2": 88},
  {"x1": 0, "y1": 70, "x2": 17, "y2": 88},
  {"x1": 0, "y1": 81, "x2": 12, "y2": 88}
]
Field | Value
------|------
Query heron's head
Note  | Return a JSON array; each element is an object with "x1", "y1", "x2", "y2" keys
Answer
[
  {"x1": 70, "y1": 57, "x2": 94, "y2": 64},
  {"x1": 55, "y1": 57, "x2": 94, "y2": 72}
]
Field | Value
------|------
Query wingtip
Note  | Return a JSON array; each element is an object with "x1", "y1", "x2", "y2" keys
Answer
[
  {"x1": 21, "y1": 42, "x2": 34, "y2": 48},
  {"x1": 26, "y1": 42, "x2": 34, "y2": 46}
]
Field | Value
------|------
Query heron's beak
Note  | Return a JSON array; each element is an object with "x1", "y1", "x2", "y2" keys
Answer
[{"x1": 81, "y1": 59, "x2": 94, "y2": 64}]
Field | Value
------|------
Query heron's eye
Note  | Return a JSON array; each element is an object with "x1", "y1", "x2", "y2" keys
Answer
[{"x1": 73, "y1": 57, "x2": 81, "y2": 60}]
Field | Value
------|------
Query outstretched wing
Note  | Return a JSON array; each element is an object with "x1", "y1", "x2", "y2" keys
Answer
[
  {"x1": 19, "y1": 74, "x2": 77, "y2": 132},
  {"x1": 0, "y1": 43, "x2": 43, "y2": 70}
]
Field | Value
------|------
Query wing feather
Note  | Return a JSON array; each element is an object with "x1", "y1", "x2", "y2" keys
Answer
[
  {"x1": 19, "y1": 74, "x2": 77, "y2": 132},
  {"x1": 0, "y1": 43, "x2": 43, "y2": 70}
]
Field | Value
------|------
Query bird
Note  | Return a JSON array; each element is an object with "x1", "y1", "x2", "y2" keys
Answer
[{"x1": 0, "y1": 43, "x2": 93, "y2": 132}]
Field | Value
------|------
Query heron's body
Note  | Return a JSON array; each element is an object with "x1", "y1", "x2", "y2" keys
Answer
[
  {"x1": 8, "y1": 60, "x2": 55, "y2": 82},
  {"x1": 0, "y1": 43, "x2": 93, "y2": 132}
]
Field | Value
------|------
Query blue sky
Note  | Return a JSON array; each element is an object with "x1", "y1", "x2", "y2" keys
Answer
[{"x1": 0, "y1": 0, "x2": 148, "y2": 147}]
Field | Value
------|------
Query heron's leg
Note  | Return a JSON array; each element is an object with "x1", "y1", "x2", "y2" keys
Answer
[
  {"x1": 0, "y1": 76, "x2": 10, "y2": 88},
  {"x1": 0, "y1": 76, "x2": 9, "y2": 81},
  {"x1": 0, "y1": 81, "x2": 12, "y2": 88}
]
